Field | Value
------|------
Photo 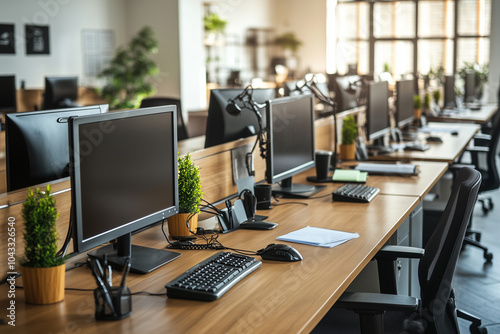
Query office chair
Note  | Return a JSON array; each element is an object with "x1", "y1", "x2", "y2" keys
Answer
[
  {"x1": 139, "y1": 97, "x2": 189, "y2": 141},
  {"x1": 319, "y1": 167, "x2": 484, "y2": 334}
]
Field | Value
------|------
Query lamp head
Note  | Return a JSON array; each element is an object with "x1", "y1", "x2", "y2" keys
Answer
[{"x1": 226, "y1": 99, "x2": 242, "y2": 115}]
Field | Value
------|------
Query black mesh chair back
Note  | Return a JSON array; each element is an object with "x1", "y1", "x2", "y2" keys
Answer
[
  {"x1": 418, "y1": 167, "x2": 481, "y2": 333},
  {"x1": 140, "y1": 97, "x2": 189, "y2": 141}
]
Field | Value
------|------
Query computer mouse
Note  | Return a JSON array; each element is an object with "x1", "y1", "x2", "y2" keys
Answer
[
  {"x1": 426, "y1": 136, "x2": 443, "y2": 143},
  {"x1": 257, "y1": 243, "x2": 303, "y2": 262}
]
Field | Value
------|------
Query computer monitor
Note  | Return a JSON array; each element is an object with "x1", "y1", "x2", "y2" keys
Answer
[
  {"x1": 444, "y1": 75, "x2": 456, "y2": 109},
  {"x1": 366, "y1": 81, "x2": 391, "y2": 142},
  {"x1": 396, "y1": 79, "x2": 415, "y2": 129},
  {"x1": 266, "y1": 94, "x2": 322, "y2": 197},
  {"x1": 464, "y1": 70, "x2": 476, "y2": 103},
  {"x1": 204, "y1": 88, "x2": 275, "y2": 148},
  {"x1": 334, "y1": 75, "x2": 363, "y2": 111},
  {"x1": 0, "y1": 75, "x2": 17, "y2": 113},
  {"x1": 70, "y1": 106, "x2": 180, "y2": 274},
  {"x1": 5, "y1": 104, "x2": 109, "y2": 192},
  {"x1": 43, "y1": 76, "x2": 80, "y2": 110}
]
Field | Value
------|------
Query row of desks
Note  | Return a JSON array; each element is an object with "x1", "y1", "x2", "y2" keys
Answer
[{"x1": 0, "y1": 105, "x2": 489, "y2": 333}]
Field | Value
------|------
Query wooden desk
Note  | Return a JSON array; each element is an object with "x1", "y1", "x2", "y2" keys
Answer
[
  {"x1": 372, "y1": 122, "x2": 480, "y2": 163},
  {"x1": 426, "y1": 103, "x2": 497, "y2": 124},
  {"x1": 336, "y1": 161, "x2": 448, "y2": 198},
  {"x1": 0, "y1": 186, "x2": 418, "y2": 334}
]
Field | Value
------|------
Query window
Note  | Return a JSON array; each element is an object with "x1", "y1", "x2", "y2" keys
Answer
[{"x1": 329, "y1": 0, "x2": 491, "y2": 81}]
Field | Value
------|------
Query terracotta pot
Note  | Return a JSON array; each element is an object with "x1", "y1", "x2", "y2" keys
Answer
[
  {"x1": 414, "y1": 108, "x2": 422, "y2": 119},
  {"x1": 340, "y1": 144, "x2": 356, "y2": 161},
  {"x1": 21, "y1": 264, "x2": 65, "y2": 304},
  {"x1": 168, "y1": 213, "x2": 199, "y2": 238}
]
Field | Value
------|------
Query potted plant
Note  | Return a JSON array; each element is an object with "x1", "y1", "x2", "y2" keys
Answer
[
  {"x1": 423, "y1": 92, "x2": 431, "y2": 114},
  {"x1": 203, "y1": 13, "x2": 227, "y2": 35},
  {"x1": 20, "y1": 186, "x2": 65, "y2": 304},
  {"x1": 458, "y1": 62, "x2": 489, "y2": 99},
  {"x1": 98, "y1": 26, "x2": 159, "y2": 110},
  {"x1": 339, "y1": 116, "x2": 358, "y2": 161},
  {"x1": 433, "y1": 89, "x2": 441, "y2": 108},
  {"x1": 274, "y1": 32, "x2": 302, "y2": 54},
  {"x1": 168, "y1": 154, "x2": 203, "y2": 239},
  {"x1": 413, "y1": 95, "x2": 422, "y2": 125}
]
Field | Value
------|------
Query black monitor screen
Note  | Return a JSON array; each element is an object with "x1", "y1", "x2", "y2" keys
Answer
[
  {"x1": 204, "y1": 88, "x2": 275, "y2": 148},
  {"x1": 396, "y1": 79, "x2": 414, "y2": 128},
  {"x1": 43, "y1": 76, "x2": 79, "y2": 110},
  {"x1": 464, "y1": 70, "x2": 476, "y2": 103},
  {"x1": 0, "y1": 75, "x2": 16, "y2": 113},
  {"x1": 70, "y1": 106, "x2": 180, "y2": 273},
  {"x1": 5, "y1": 104, "x2": 108, "y2": 192},
  {"x1": 367, "y1": 81, "x2": 390, "y2": 141},
  {"x1": 334, "y1": 75, "x2": 362, "y2": 111},
  {"x1": 444, "y1": 75, "x2": 456, "y2": 108},
  {"x1": 266, "y1": 95, "x2": 316, "y2": 195}
]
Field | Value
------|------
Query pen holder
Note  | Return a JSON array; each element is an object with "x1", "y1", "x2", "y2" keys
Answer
[{"x1": 94, "y1": 286, "x2": 132, "y2": 321}]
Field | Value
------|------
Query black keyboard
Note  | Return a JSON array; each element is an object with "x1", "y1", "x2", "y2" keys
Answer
[
  {"x1": 165, "y1": 252, "x2": 262, "y2": 301},
  {"x1": 404, "y1": 142, "x2": 430, "y2": 151},
  {"x1": 332, "y1": 184, "x2": 380, "y2": 203}
]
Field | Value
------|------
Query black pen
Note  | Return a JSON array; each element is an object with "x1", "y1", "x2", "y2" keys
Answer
[
  {"x1": 88, "y1": 259, "x2": 116, "y2": 316},
  {"x1": 120, "y1": 257, "x2": 131, "y2": 288}
]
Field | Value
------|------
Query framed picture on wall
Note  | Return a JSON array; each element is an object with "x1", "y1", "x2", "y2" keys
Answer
[
  {"x1": 25, "y1": 24, "x2": 50, "y2": 55},
  {"x1": 0, "y1": 23, "x2": 15, "y2": 54}
]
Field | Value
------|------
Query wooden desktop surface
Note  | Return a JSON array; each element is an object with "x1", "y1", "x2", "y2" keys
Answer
[
  {"x1": 0, "y1": 185, "x2": 419, "y2": 334},
  {"x1": 426, "y1": 103, "x2": 497, "y2": 124},
  {"x1": 372, "y1": 122, "x2": 479, "y2": 163}
]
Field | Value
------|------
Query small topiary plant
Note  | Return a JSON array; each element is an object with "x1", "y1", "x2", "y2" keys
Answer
[
  {"x1": 414, "y1": 95, "x2": 422, "y2": 109},
  {"x1": 433, "y1": 90, "x2": 441, "y2": 104},
  {"x1": 21, "y1": 185, "x2": 64, "y2": 268},
  {"x1": 423, "y1": 93, "x2": 431, "y2": 110},
  {"x1": 341, "y1": 116, "x2": 358, "y2": 145},
  {"x1": 178, "y1": 154, "x2": 203, "y2": 214}
]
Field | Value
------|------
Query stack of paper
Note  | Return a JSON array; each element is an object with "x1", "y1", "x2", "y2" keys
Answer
[
  {"x1": 276, "y1": 226, "x2": 359, "y2": 248},
  {"x1": 332, "y1": 169, "x2": 368, "y2": 182},
  {"x1": 354, "y1": 163, "x2": 419, "y2": 175}
]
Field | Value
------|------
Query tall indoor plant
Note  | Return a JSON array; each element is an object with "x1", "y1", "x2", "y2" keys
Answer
[
  {"x1": 98, "y1": 26, "x2": 159, "y2": 110},
  {"x1": 20, "y1": 186, "x2": 65, "y2": 304},
  {"x1": 340, "y1": 115, "x2": 358, "y2": 161},
  {"x1": 168, "y1": 154, "x2": 203, "y2": 239}
]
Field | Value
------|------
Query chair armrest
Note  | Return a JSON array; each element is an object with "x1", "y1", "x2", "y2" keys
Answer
[
  {"x1": 336, "y1": 291, "x2": 420, "y2": 312},
  {"x1": 375, "y1": 245, "x2": 425, "y2": 261},
  {"x1": 474, "y1": 133, "x2": 491, "y2": 141},
  {"x1": 465, "y1": 146, "x2": 490, "y2": 153}
]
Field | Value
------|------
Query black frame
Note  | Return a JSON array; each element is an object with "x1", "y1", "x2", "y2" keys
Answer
[
  {"x1": 25, "y1": 24, "x2": 50, "y2": 55},
  {"x1": 0, "y1": 24, "x2": 15, "y2": 54}
]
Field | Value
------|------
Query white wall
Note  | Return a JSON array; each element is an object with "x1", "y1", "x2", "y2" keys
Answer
[
  {"x1": 488, "y1": 0, "x2": 500, "y2": 103},
  {"x1": 124, "y1": 0, "x2": 181, "y2": 99},
  {"x1": 273, "y1": 0, "x2": 328, "y2": 75},
  {"x1": 179, "y1": 0, "x2": 205, "y2": 111},
  {"x1": 0, "y1": 0, "x2": 127, "y2": 88}
]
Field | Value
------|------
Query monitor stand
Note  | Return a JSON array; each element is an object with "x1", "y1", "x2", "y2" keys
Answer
[
  {"x1": 88, "y1": 233, "x2": 181, "y2": 274},
  {"x1": 271, "y1": 177, "x2": 326, "y2": 198}
]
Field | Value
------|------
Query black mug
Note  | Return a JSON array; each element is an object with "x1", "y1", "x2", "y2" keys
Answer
[
  {"x1": 254, "y1": 184, "x2": 272, "y2": 210},
  {"x1": 315, "y1": 150, "x2": 332, "y2": 180}
]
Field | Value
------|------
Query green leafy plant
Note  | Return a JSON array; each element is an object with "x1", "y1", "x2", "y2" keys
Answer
[
  {"x1": 274, "y1": 32, "x2": 302, "y2": 53},
  {"x1": 423, "y1": 93, "x2": 431, "y2": 109},
  {"x1": 203, "y1": 13, "x2": 227, "y2": 34},
  {"x1": 414, "y1": 95, "x2": 422, "y2": 109},
  {"x1": 341, "y1": 116, "x2": 358, "y2": 145},
  {"x1": 433, "y1": 90, "x2": 441, "y2": 104},
  {"x1": 21, "y1": 186, "x2": 64, "y2": 268},
  {"x1": 98, "y1": 26, "x2": 159, "y2": 110},
  {"x1": 178, "y1": 154, "x2": 203, "y2": 214},
  {"x1": 458, "y1": 62, "x2": 489, "y2": 98}
]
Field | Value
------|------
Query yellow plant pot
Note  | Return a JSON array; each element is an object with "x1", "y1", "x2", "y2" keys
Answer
[
  {"x1": 21, "y1": 264, "x2": 65, "y2": 304},
  {"x1": 414, "y1": 108, "x2": 422, "y2": 120},
  {"x1": 168, "y1": 213, "x2": 199, "y2": 239},
  {"x1": 340, "y1": 144, "x2": 356, "y2": 161}
]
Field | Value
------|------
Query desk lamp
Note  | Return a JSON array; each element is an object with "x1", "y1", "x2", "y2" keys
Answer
[
  {"x1": 294, "y1": 76, "x2": 339, "y2": 171},
  {"x1": 226, "y1": 85, "x2": 267, "y2": 175}
]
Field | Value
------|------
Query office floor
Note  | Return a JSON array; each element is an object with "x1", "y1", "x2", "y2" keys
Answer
[{"x1": 455, "y1": 185, "x2": 500, "y2": 334}]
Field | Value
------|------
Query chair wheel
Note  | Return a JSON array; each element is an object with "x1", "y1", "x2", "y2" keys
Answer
[
  {"x1": 470, "y1": 324, "x2": 488, "y2": 334},
  {"x1": 484, "y1": 252, "x2": 493, "y2": 263}
]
